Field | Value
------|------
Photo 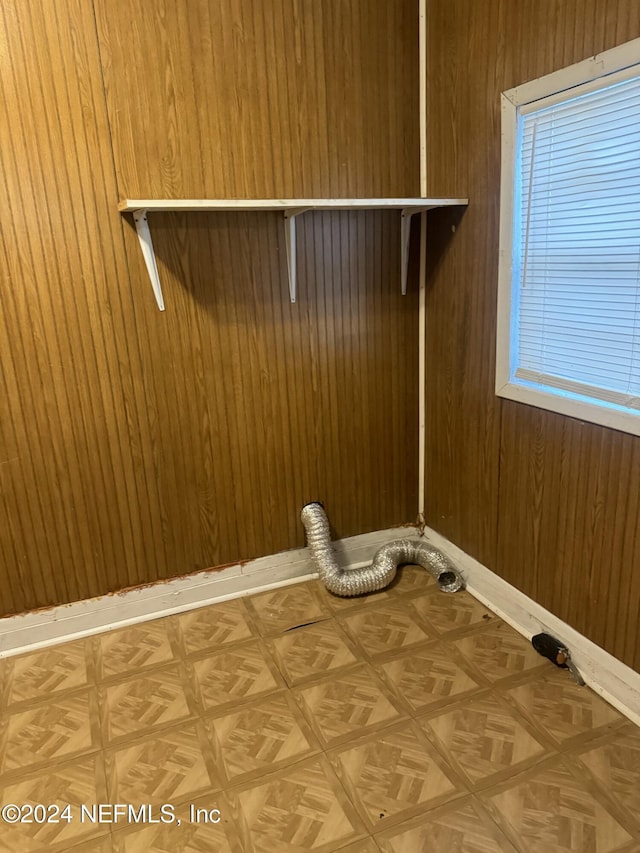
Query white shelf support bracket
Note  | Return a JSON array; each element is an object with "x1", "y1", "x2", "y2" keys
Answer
[
  {"x1": 284, "y1": 208, "x2": 309, "y2": 303},
  {"x1": 132, "y1": 209, "x2": 165, "y2": 311},
  {"x1": 400, "y1": 207, "x2": 429, "y2": 295}
]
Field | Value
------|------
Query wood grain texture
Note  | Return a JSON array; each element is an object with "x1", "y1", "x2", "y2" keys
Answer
[
  {"x1": 94, "y1": 0, "x2": 419, "y2": 199},
  {"x1": 0, "y1": 584, "x2": 636, "y2": 852},
  {"x1": 426, "y1": 0, "x2": 640, "y2": 670},
  {"x1": 0, "y1": 0, "x2": 419, "y2": 616},
  {"x1": 125, "y1": 209, "x2": 419, "y2": 564}
]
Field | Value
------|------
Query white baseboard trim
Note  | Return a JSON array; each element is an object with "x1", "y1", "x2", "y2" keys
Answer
[
  {"x1": 2, "y1": 521, "x2": 639, "y2": 727},
  {"x1": 0, "y1": 525, "x2": 410, "y2": 660},
  {"x1": 421, "y1": 525, "x2": 640, "y2": 727}
]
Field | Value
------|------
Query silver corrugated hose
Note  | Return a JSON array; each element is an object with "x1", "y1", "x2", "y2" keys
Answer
[{"x1": 300, "y1": 502, "x2": 464, "y2": 597}]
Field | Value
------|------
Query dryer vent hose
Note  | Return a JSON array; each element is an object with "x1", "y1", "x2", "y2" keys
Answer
[{"x1": 300, "y1": 502, "x2": 464, "y2": 597}]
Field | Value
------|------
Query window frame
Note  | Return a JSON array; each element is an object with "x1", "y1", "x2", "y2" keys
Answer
[{"x1": 496, "y1": 37, "x2": 640, "y2": 437}]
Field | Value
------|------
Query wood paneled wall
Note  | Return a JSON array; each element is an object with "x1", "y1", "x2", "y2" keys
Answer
[
  {"x1": 426, "y1": 0, "x2": 640, "y2": 670},
  {"x1": 95, "y1": 0, "x2": 418, "y2": 199},
  {"x1": 0, "y1": 0, "x2": 419, "y2": 616}
]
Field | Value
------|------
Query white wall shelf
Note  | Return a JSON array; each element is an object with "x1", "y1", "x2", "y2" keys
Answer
[{"x1": 119, "y1": 198, "x2": 468, "y2": 310}]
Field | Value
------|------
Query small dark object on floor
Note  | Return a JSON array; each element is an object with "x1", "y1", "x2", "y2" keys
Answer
[
  {"x1": 532, "y1": 632, "x2": 568, "y2": 667},
  {"x1": 532, "y1": 632, "x2": 585, "y2": 685}
]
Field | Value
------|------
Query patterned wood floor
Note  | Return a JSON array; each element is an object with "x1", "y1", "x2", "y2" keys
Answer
[{"x1": 0, "y1": 570, "x2": 638, "y2": 851}]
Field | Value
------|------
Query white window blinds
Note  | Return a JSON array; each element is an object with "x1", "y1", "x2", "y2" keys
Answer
[{"x1": 515, "y1": 73, "x2": 640, "y2": 412}]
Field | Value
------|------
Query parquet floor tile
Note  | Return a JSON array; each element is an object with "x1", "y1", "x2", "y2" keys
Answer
[
  {"x1": 481, "y1": 757, "x2": 636, "y2": 852},
  {"x1": 293, "y1": 664, "x2": 406, "y2": 748},
  {"x1": 111, "y1": 794, "x2": 237, "y2": 853},
  {"x1": 245, "y1": 582, "x2": 330, "y2": 636},
  {"x1": 95, "y1": 621, "x2": 178, "y2": 681},
  {"x1": 0, "y1": 639, "x2": 91, "y2": 709},
  {"x1": 375, "y1": 640, "x2": 483, "y2": 714},
  {"x1": 0, "y1": 690, "x2": 98, "y2": 775},
  {"x1": 375, "y1": 796, "x2": 518, "y2": 852},
  {"x1": 453, "y1": 622, "x2": 549, "y2": 683},
  {"x1": 575, "y1": 722, "x2": 640, "y2": 832},
  {"x1": 268, "y1": 620, "x2": 359, "y2": 687},
  {"x1": 188, "y1": 639, "x2": 284, "y2": 714},
  {"x1": 99, "y1": 663, "x2": 194, "y2": 744},
  {"x1": 0, "y1": 573, "x2": 638, "y2": 852},
  {"x1": 502, "y1": 668, "x2": 625, "y2": 748},
  {"x1": 106, "y1": 722, "x2": 219, "y2": 806},
  {"x1": 410, "y1": 588, "x2": 495, "y2": 636},
  {"x1": 329, "y1": 720, "x2": 460, "y2": 830},
  {"x1": 228, "y1": 756, "x2": 366, "y2": 852},
  {"x1": 207, "y1": 693, "x2": 320, "y2": 785},
  {"x1": 0, "y1": 754, "x2": 108, "y2": 852},
  {"x1": 176, "y1": 598, "x2": 256, "y2": 656},
  {"x1": 418, "y1": 691, "x2": 549, "y2": 787},
  {"x1": 338, "y1": 602, "x2": 432, "y2": 659}
]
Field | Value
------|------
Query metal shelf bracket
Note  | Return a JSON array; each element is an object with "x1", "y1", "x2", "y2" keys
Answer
[
  {"x1": 401, "y1": 207, "x2": 429, "y2": 295},
  {"x1": 132, "y1": 209, "x2": 165, "y2": 311},
  {"x1": 119, "y1": 199, "x2": 468, "y2": 309},
  {"x1": 284, "y1": 208, "x2": 310, "y2": 303}
]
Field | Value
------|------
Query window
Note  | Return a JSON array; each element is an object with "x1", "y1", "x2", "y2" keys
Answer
[{"x1": 496, "y1": 39, "x2": 640, "y2": 436}]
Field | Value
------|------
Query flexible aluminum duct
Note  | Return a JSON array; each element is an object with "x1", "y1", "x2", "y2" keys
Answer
[{"x1": 300, "y1": 502, "x2": 464, "y2": 597}]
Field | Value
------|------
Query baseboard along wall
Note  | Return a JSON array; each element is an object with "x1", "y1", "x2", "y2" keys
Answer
[{"x1": 1, "y1": 523, "x2": 638, "y2": 726}]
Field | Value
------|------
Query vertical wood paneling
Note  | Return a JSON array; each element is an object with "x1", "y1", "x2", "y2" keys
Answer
[
  {"x1": 424, "y1": 0, "x2": 502, "y2": 567},
  {"x1": 120, "y1": 207, "x2": 419, "y2": 567},
  {"x1": 0, "y1": 1, "x2": 419, "y2": 617},
  {"x1": 93, "y1": 0, "x2": 418, "y2": 198},
  {"x1": 427, "y1": 0, "x2": 640, "y2": 670},
  {"x1": 0, "y1": 0, "x2": 165, "y2": 609}
]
